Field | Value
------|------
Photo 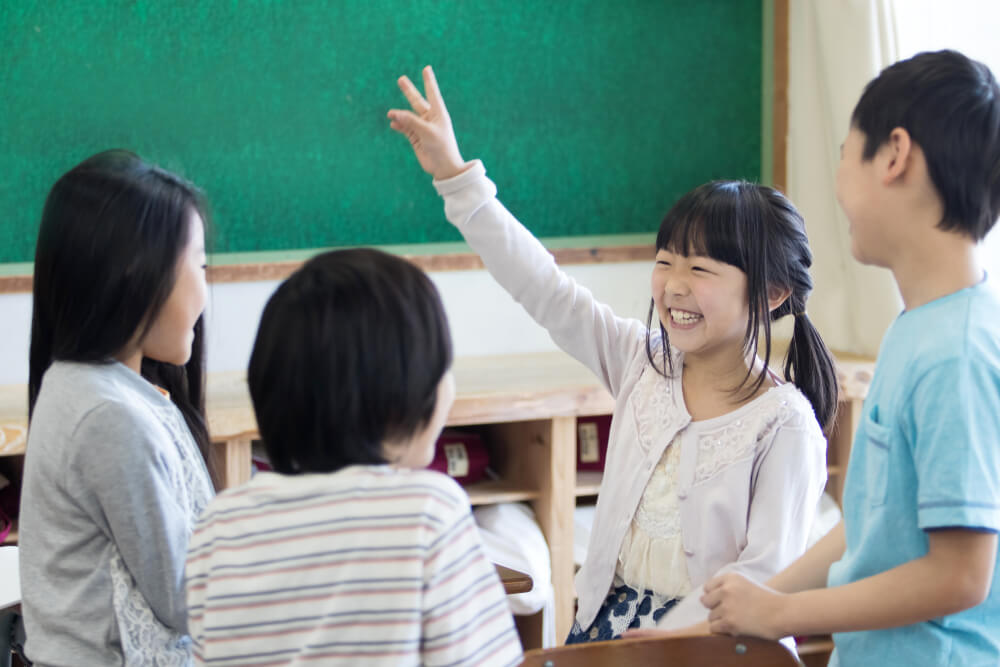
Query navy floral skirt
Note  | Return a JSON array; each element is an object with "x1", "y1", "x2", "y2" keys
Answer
[{"x1": 565, "y1": 578, "x2": 680, "y2": 644}]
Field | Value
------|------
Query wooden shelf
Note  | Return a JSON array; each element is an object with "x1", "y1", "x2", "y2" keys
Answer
[
  {"x1": 466, "y1": 479, "x2": 540, "y2": 506},
  {"x1": 575, "y1": 471, "x2": 603, "y2": 497},
  {"x1": 0, "y1": 422, "x2": 27, "y2": 457},
  {"x1": 0, "y1": 349, "x2": 874, "y2": 647}
]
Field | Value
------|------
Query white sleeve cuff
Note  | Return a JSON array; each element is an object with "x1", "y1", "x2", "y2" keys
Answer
[{"x1": 431, "y1": 160, "x2": 498, "y2": 227}]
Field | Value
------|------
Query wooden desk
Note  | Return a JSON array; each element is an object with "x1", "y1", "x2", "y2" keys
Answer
[
  {"x1": 0, "y1": 350, "x2": 873, "y2": 645},
  {"x1": 496, "y1": 564, "x2": 533, "y2": 595}
]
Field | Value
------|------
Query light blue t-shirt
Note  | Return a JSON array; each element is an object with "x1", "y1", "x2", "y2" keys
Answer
[{"x1": 828, "y1": 280, "x2": 1000, "y2": 667}]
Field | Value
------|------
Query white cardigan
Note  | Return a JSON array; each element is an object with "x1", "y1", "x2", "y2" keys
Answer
[{"x1": 434, "y1": 161, "x2": 827, "y2": 630}]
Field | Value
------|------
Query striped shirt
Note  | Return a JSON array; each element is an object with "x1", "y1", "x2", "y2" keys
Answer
[{"x1": 186, "y1": 466, "x2": 522, "y2": 666}]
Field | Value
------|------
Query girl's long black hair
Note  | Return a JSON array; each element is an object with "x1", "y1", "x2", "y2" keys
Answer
[
  {"x1": 645, "y1": 181, "x2": 839, "y2": 435},
  {"x1": 29, "y1": 149, "x2": 217, "y2": 487}
]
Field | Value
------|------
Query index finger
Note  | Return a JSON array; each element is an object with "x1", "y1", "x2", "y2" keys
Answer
[
  {"x1": 422, "y1": 65, "x2": 448, "y2": 113},
  {"x1": 397, "y1": 75, "x2": 430, "y2": 113}
]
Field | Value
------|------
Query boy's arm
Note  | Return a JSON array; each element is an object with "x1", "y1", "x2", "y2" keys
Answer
[
  {"x1": 767, "y1": 520, "x2": 845, "y2": 594},
  {"x1": 627, "y1": 520, "x2": 846, "y2": 639},
  {"x1": 703, "y1": 528, "x2": 997, "y2": 639}
]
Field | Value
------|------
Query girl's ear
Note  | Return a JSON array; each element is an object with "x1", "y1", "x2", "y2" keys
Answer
[{"x1": 767, "y1": 285, "x2": 792, "y2": 313}]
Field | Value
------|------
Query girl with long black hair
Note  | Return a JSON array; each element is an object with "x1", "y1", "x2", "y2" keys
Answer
[{"x1": 20, "y1": 150, "x2": 215, "y2": 665}]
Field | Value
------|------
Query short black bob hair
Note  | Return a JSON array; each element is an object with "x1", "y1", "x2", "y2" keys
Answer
[
  {"x1": 249, "y1": 248, "x2": 454, "y2": 474},
  {"x1": 851, "y1": 49, "x2": 1000, "y2": 241}
]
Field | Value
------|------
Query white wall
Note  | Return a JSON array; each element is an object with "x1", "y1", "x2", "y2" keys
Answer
[{"x1": 0, "y1": 261, "x2": 654, "y2": 386}]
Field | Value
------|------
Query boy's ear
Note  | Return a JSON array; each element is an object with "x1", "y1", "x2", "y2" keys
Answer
[
  {"x1": 882, "y1": 127, "x2": 914, "y2": 185},
  {"x1": 767, "y1": 285, "x2": 792, "y2": 313}
]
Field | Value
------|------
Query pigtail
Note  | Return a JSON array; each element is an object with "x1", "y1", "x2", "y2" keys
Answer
[{"x1": 784, "y1": 310, "x2": 839, "y2": 436}]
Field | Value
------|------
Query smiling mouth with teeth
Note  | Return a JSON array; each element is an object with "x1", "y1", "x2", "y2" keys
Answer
[{"x1": 669, "y1": 308, "x2": 703, "y2": 325}]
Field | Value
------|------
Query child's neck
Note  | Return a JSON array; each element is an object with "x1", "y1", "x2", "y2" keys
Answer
[
  {"x1": 118, "y1": 350, "x2": 143, "y2": 375},
  {"x1": 889, "y1": 230, "x2": 984, "y2": 311},
  {"x1": 681, "y1": 345, "x2": 773, "y2": 421}
]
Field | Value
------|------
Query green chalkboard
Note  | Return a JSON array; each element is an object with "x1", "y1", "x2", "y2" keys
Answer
[{"x1": 0, "y1": 1, "x2": 762, "y2": 264}]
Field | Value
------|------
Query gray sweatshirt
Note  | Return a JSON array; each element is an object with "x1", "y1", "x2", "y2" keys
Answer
[{"x1": 19, "y1": 361, "x2": 213, "y2": 666}]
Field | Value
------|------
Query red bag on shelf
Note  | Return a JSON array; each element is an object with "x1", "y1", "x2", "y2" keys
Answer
[
  {"x1": 428, "y1": 430, "x2": 489, "y2": 485},
  {"x1": 576, "y1": 415, "x2": 612, "y2": 471},
  {"x1": 0, "y1": 472, "x2": 16, "y2": 544}
]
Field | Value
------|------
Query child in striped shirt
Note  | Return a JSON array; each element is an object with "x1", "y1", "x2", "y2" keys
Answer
[{"x1": 185, "y1": 248, "x2": 522, "y2": 666}]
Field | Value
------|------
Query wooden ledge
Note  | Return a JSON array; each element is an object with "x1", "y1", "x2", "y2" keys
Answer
[
  {"x1": 209, "y1": 244, "x2": 655, "y2": 284},
  {"x1": 0, "y1": 350, "x2": 874, "y2": 456},
  {"x1": 0, "y1": 243, "x2": 655, "y2": 294}
]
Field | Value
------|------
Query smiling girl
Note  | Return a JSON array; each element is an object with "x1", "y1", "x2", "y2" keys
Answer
[{"x1": 388, "y1": 66, "x2": 839, "y2": 642}]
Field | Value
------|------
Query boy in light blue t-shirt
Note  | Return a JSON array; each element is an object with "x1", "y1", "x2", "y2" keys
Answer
[{"x1": 693, "y1": 50, "x2": 1000, "y2": 666}]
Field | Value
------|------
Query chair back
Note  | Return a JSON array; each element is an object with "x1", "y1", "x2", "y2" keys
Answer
[{"x1": 519, "y1": 635, "x2": 801, "y2": 667}]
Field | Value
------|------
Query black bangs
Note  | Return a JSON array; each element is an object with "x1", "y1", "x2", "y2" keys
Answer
[{"x1": 655, "y1": 181, "x2": 753, "y2": 271}]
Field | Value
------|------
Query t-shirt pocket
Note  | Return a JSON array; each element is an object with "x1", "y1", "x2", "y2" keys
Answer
[{"x1": 863, "y1": 409, "x2": 891, "y2": 507}]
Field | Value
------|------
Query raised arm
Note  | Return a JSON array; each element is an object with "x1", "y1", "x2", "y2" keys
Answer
[{"x1": 389, "y1": 66, "x2": 649, "y2": 394}]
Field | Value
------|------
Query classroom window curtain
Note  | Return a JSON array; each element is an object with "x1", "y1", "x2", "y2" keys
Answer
[
  {"x1": 787, "y1": 0, "x2": 902, "y2": 358},
  {"x1": 789, "y1": 0, "x2": 1000, "y2": 357}
]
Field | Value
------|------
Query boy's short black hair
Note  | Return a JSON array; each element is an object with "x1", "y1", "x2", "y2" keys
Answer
[
  {"x1": 851, "y1": 49, "x2": 1000, "y2": 240},
  {"x1": 248, "y1": 248, "x2": 453, "y2": 474}
]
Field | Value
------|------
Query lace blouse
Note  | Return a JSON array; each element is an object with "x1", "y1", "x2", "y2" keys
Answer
[
  {"x1": 616, "y1": 434, "x2": 692, "y2": 598},
  {"x1": 112, "y1": 401, "x2": 213, "y2": 665}
]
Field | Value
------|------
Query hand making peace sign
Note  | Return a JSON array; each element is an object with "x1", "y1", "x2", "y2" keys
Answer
[{"x1": 388, "y1": 65, "x2": 470, "y2": 181}]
